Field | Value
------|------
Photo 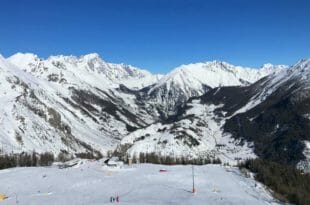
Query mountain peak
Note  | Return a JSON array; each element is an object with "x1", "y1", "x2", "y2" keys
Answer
[
  {"x1": 46, "y1": 53, "x2": 104, "y2": 65},
  {"x1": 156, "y1": 60, "x2": 275, "y2": 91},
  {"x1": 80, "y1": 53, "x2": 103, "y2": 62},
  {"x1": 7, "y1": 52, "x2": 40, "y2": 71},
  {"x1": 294, "y1": 58, "x2": 310, "y2": 67},
  {"x1": 8, "y1": 52, "x2": 39, "y2": 63},
  {"x1": 260, "y1": 63, "x2": 288, "y2": 70},
  {"x1": 290, "y1": 58, "x2": 310, "y2": 77}
]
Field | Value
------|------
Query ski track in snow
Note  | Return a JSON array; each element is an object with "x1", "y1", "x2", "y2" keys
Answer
[{"x1": 0, "y1": 160, "x2": 282, "y2": 205}]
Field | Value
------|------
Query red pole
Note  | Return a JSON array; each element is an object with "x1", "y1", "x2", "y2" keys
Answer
[{"x1": 192, "y1": 165, "x2": 196, "y2": 193}]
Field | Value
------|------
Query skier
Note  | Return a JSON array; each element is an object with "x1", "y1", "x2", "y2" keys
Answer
[{"x1": 110, "y1": 196, "x2": 115, "y2": 203}]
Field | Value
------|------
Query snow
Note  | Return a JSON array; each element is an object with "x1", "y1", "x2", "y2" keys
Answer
[
  {"x1": 0, "y1": 160, "x2": 281, "y2": 205},
  {"x1": 0, "y1": 53, "x2": 163, "y2": 155},
  {"x1": 8, "y1": 52, "x2": 162, "y2": 90},
  {"x1": 121, "y1": 101, "x2": 256, "y2": 165},
  {"x1": 151, "y1": 61, "x2": 286, "y2": 93},
  {"x1": 231, "y1": 59, "x2": 310, "y2": 116},
  {"x1": 1, "y1": 52, "x2": 308, "y2": 168},
  {"x1": 297, "y1": 141, "x2": 310, "y2": 172},
  {"x1": 5, "y1": 52, "x2": 279, "y2": 155},
  {"x1": 143, "y1": 60, "x2": 287, "y2": 117},
  {"x1": 7, "y1": 52, "x2": 40, "y2": 71}
]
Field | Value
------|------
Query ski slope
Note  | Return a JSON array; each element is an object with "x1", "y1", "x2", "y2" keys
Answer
[{"x1": 0, "y1": 160, "x2": 281, "y2": 205}]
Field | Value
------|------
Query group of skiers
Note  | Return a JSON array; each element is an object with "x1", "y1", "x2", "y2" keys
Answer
[{"x1": 110, "y1": 196, "x2": 120, "y2": 203}]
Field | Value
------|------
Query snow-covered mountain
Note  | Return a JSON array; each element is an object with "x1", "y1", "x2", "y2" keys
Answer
[
  {"x1": 222, "y1": 59, "x2": 310, "y2": 169},
  {"x1": 119, "y1": 101, "x2": 256, "y2": 165},
  {"x1": 8, "y1": 52, "x2": 162, "y2": 89},
  {"x1": 0, "y1": 53, "x2": 163, "y2": 155},
  {"x1": 119, "y1": 59, "x2": 310, "y2": 170},
  {"x1": 7, "y1": 54, "x2": 285, "y2": 122},
  {"x1": 4, "y1": 52, "x2": 309, "y2": 169},
  {"x1": 140, "y1": 61, "x2": 286, "y2": 118},
  {"x1": 154, "y1": 61, "x2": 285, "y2": 91}
]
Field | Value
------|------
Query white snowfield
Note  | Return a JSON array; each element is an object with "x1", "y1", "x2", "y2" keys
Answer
[{"x1": 0, "y1": 160, "x2": 281, "y2": 205}]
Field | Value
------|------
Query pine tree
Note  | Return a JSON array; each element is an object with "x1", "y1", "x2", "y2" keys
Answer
[{"x1": 32, "y1": 151, "x2": 37, "y2": 166}]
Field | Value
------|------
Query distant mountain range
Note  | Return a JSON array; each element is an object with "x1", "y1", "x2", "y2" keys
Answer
[{"x1": 1, "y1": 52, "x2": 309, "y2": 170}]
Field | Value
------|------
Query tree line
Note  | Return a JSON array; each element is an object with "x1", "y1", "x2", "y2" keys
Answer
[
  {"x1": 125, "y1": 152, "x2": 221, "y2": 165},
  {"x1": 0, "y1": 150, "x2": 103, "y2": 170},
  {"x1": 239, "y1": 158, "x2": 310, "y2": 205},
  {"x1": 0, "y1": 152, "x2": 54, "y2": 170}
]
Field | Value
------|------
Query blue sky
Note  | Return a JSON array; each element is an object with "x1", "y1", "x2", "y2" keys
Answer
[{"x1": 0, "y1": 0, "x2": 309, "y2": 73}]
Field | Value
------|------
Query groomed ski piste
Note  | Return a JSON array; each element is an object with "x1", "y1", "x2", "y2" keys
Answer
[{"x1": 0, "y1": 159, "x2": 282, "y2": 205}]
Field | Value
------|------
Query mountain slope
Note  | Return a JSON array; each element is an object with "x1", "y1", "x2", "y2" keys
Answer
[
  {"x1": 119, "y1": 100, "x2": 256, "y2": 165},
  {"x1": 221, "y1": 59, "x2": 310, "y2": 168},
  {"x1": 4, "y1": 52, "x2": 309, "y2": 170},
  {"x1": 8, "y1": 52, "x2": 162, "y2": 89},
  {"x1": 119, "y1": 59, "x2": 310, "y2": 169},
  {"x1": 197, "y1": 59, "x2": 310, "y2": 167},
  {"x1": 140, "y1": 61, "x2": 286, "y2": 118},
  {"x1": 0, "y1": 54, "x2": 160, "y2": 155}
]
